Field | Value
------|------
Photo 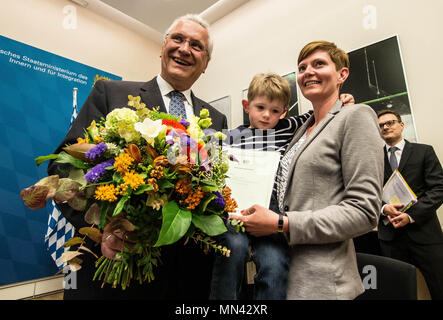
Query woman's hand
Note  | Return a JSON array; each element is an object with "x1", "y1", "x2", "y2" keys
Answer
[{"x1": 231, "y1": 204, "x2": 280, "y2": 237}]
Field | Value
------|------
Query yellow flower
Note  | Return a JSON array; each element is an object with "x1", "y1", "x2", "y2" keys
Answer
[
  {"x1": 94, "y1": 184, "x2": 118, "y2": 202},
  {"x1": 77, "y1": 137, "x2": 90, "y2": 144},
  {"x1": 123, "y1": 170, "x2": 145, "y2": 190},
  {"x1": 114, "y1": 153, "x2": 134, "y2": 174}
]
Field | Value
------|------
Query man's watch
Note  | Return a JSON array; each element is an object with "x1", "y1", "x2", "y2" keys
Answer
[{"x1": 277, "y1": 214, "x2": 284, "y2": 233}]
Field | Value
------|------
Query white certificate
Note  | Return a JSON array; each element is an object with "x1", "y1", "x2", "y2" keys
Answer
[{"x1": 224, "y1": 147, "x2": 281, "y2": 215}]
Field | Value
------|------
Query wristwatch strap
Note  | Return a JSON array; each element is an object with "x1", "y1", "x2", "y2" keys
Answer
[{"x1": 277, "y1": 214, "x2": 284, "y2": 233}]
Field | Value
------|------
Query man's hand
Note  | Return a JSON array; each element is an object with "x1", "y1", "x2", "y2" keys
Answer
[
  {"x1": 389, "y1": 212, "x2": 411, "y2": 228},
  {"x1": 383, "y1": 203, "x2": 404, "y2": 218},
  {"x1": 339, "y1": 93, "x2": 355, "y2": 106},
  {"x1": 230, "y1": 204, "x2": 279, "y2": 237},
  {"x1": 383, "y1": 203, "x2": 410, "y2": 228}
]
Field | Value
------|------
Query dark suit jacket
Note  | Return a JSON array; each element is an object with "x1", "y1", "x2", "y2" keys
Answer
[
  {"x1": 48, "y1": 77, "x2": 227, "y2": 299},
  {"x1": 378, "y1": 140, "x2": 443, "y2": 244}
]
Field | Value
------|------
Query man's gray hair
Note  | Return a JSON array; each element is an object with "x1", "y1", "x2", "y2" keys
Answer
[{"x1": 163, "y1": 14, "x2": 213, "y2": 59}]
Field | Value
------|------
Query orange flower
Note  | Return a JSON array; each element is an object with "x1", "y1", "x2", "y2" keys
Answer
[
  {"x1": 174, "y1": 178, "x2": 192, "y2": 196},
  {"x1": 222, "y1": 187, "x2": 238, "y2": 213},
  {"x1": 183, "y1": 186, "x2": 205, "y2": 210}
]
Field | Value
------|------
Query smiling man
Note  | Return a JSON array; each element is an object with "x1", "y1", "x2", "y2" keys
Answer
[
  {"x1": 377, "y1": 109, "x2": 443, "y2": 300},
  {"x1": 48, "y1": 14, "x2": 227, "y2": 300}
]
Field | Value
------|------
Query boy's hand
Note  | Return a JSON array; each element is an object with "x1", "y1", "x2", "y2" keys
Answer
[{"x1": 340, "y1": 93, "x2": 355, "y2": 105}]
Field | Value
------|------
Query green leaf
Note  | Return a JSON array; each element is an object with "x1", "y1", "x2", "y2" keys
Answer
[
  {"x1": 199, "y1": 194, "x2": 217, "y2": 213},
  {"x1": 112, "y1": 172, "x2": 124, "y2": 184},
  {"x1": 68, "y1": 168, "x2": 87, "y2": 186},
  {"x1": 192, "y1": 214, "x2": 227, "y2": 236},
  {"x1": 113, "y1": 195, "x2": 129, "y2": 217},
  {"x1": 201, "y1": 185, "x2": 219, "y2": 192},
  {"x1": 157, "y1": 179, "x2": 174, "y2": 191},
  {"x1": 133, "y1": 184, "x2": 154, "y2": 195},
  {"x1": 35, "y1": 154, "x2": 59, "y2": 166},
  {"x1": 154, "y1": 201, "x2": 192, "y2": 247},
  {"x1": 99, "y1": 202, "x2": 109, "y2": 229},
  {"x1": 55, "y1": 151, "x2": 88, "y2": 169}
]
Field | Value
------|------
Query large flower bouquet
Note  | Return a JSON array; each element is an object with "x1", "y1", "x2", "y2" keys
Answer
[{"x1": 20, "y1": 95, "x2": 242, "y2": 290}]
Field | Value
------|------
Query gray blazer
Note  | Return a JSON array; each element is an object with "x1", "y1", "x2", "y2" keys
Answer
[{"x1": 282, "y1": 100, "x2": 384, "y2": 299}]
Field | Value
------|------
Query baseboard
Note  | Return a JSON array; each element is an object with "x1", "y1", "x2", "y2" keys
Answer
[{"x1": 0, "y1": 275, "x2": 64, "y2": 300}]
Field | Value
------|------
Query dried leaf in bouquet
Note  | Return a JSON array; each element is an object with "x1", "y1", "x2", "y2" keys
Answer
[
  {"x1": 20, "y1": 185, "x2": 50, "y2": 210},
  {"x1": 54, "y1": 178, "x2": 82, "y2": 203},
  {"x1": 79, "y1": 227, "x2": 103, "y2": 243},
  {"x1": 63, "y1": 143, "x2": 96, "y2": 161}
]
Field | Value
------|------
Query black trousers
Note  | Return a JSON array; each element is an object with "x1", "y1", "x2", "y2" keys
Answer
[
  {"x1": 63, "y1": 237, "x2": 213, "y2": 300},
  {"x1": 380, "y1": 231, "x2": 443, "y2": 300}
]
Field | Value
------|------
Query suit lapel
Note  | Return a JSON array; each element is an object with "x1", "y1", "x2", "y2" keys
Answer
[
  {"x1": 191, "y1": 92, "x2": 204, "y2": 117},
  {"x1": 139, "y1": 77, "x2": 167, "y2": 113},
  {"x1": 398, "y1": 140, "x2": 412, "y2": 173}
]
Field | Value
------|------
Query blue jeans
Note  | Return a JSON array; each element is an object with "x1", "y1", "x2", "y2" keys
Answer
[{"x1": 209, "y1": 228, "x2": 290, "y2": 300}]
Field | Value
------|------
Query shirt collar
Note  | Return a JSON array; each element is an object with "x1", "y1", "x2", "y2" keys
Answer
[
  {"x1": 156, "y1": 74, "x2": 193, "y2": 106},
  {"x1": 385, "y1": 139, "x2": 405, "y2": 152}
]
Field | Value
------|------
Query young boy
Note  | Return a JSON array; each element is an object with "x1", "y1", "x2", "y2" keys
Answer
[
  {"x1": 210, "y1": 73, "x2": 310, "y2": 300},
  {"x1": 210, "y1": 73, "x2": 353, "y2": 300}
]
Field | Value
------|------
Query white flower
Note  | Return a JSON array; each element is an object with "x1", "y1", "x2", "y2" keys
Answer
[{"x1": 134, "y1": 118, "x2": 166, "y2": 143}]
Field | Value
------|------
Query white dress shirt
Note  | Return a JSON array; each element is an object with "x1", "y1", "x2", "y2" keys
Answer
[
  {"x1": 156, "y1": 74, "x2": 194, "y2": 119},
  {"x1": 385, "y1": 139, "x2": 405, "y2": 167}
]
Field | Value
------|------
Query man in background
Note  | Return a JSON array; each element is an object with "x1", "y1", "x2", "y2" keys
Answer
[{"x1": 377, "y1": 109, "x2": 443, "y2": 299}]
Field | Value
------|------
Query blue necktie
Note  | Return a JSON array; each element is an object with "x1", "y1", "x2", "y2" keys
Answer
[
  {"x1": 169, "y1": 91, "x2": 186, "y2": 119},
  {"x1": 389, "y1": 146, "x2": 398, "y2": 171}
]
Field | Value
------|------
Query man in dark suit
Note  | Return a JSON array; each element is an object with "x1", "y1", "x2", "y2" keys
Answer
[
  {"x1": 48, "y1": 14, "x2": 227, "y2": 300},
  {"x1": 377, "y1": 109, "x2": 443, "y2": 299}
]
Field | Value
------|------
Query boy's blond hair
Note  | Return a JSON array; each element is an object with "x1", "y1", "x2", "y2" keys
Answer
[{"x1": 247, "y1": 73, "x2": 291, "y2": 109}]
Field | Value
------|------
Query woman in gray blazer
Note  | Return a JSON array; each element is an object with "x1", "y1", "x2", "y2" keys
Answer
[{"x1": 232, "y1": 41, "x2": 384, "y2": 299}]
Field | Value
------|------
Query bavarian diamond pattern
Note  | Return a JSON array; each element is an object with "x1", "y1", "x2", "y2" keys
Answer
[{"x1": 45, "y1": 201, "x2": 75, "y2": 268}]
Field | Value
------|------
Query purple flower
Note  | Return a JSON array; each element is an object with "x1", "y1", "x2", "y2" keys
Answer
[
  {"x1": 213, "y1": 191, "x2": 225, "y2": 209},
  {"x1": 86, "y1": 142, "x2": 107, "y2": 161},
  {"x1": 84, "y1": 159, "x2": 115, "y2": 183},
  {"x1": 199, "y1": 161, "x2": 212, "y2": 172},
  {"x1": 179, "y1": 118, "x2": 190, "y2": 127},
  {"x1": 180, "y1": 134, "x2": 196, "y2": 148}
]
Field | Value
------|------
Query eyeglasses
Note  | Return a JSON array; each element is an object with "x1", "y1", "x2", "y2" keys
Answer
[
  {"x1": 167, "y1": 33, "x2": 207, "y2": 53},
  {"x1": 378, "y1": 119, "x2": 400, "y2": 129}
]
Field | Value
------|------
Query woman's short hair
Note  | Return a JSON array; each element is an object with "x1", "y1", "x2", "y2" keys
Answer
[
  {"x1": 247, "y1": 73, "x2": 291, "y2": 109},
  {"x1": 163, "y1": 14, "x2": 213, "y2": 59},
  {"x1": 298, "y1": 41, "x2": 349, "y2": 70}
]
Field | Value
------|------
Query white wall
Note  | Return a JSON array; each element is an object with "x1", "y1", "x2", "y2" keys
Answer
[
  {"x1": 0, "y1": 0, "x2": 161, "y2": 81},
  {"x1": 194, "y1": 0, "x2": 443, "y2": 225}
]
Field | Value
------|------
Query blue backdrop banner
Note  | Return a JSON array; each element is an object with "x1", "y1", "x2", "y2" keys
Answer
[{"x1": 0, "y1": 34, "x2": 121, "y2": 286}]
